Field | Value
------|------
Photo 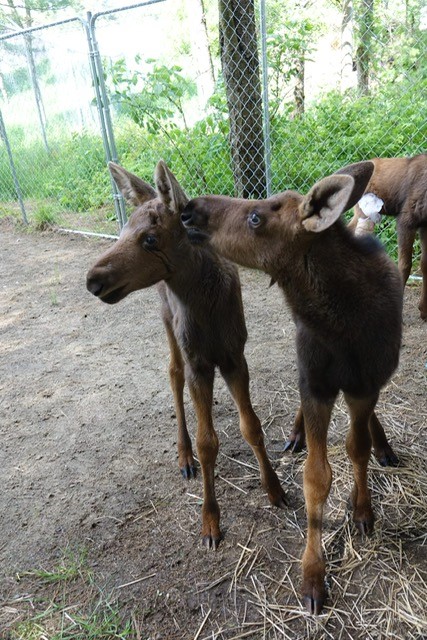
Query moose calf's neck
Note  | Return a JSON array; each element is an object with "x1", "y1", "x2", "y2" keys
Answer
[{"x1": 274, "y1": 223, "x2": 373, "y2": 333}]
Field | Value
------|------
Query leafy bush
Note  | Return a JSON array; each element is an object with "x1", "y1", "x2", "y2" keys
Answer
[
  {"x1": 0, "y1": 131, "x2": 108, "y2": 212},
  {"x1": 270, "y1": 74, "x2": 427, "y2": 193}
]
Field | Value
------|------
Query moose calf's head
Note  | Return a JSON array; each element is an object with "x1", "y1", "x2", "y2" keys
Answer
[
  {"x1": 87, "y1": 161, "x2": 189, "y2": 304},
  {"x1": 181, "y1": 161, "x2": 375, "y2": 276}
]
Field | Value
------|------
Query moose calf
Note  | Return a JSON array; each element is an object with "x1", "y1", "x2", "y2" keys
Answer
[
  {"x1": 182, "y1": 161, "x2": 403, "y2": 613},
  {"x1": 86, "y1": 161, "x2": 286, "y2": 550},
  {"x1": 348, "y1": 154, "x2": 427, "y2": 319}
]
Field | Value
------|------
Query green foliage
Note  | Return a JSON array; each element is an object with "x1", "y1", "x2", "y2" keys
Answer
[
  {"x1": 2, "y1": 56, "x2": 57, "y2": 97},
  {"x1": 0, "y1": 131, "x2": 109, "y2": 212},
  {"x1": 269, "y1": 74, "x2": 427, "y2": 194},
  {"x1": 0, "y1": 0, "x2": 82, "y2": 31},
  {"x1": 33, "y1": 201, "x2": 57, "y2": 229},
  {"x1": 266, "y1": 19, "x2": 319, "y2": 117},
  {"x1": 108, "y1": 56, "x2": 197, "y2": 133},
  {"x1": 0, "y1": 46, "x2": 425, "y2": 256}
]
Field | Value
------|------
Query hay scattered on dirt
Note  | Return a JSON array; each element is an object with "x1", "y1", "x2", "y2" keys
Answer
[
  {"x1": 1, "y1": 224, "x2": 426, "y2": 639},
  {"x1": 191, "y1": 386, "x2": 427, "y2": 640}
]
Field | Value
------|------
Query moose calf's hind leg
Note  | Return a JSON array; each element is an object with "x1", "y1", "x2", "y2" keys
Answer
[
  {"x1": 397, "y1": 222, "x2": 417, "y2": 288},
  {"x1": 222, "y1": 360, "x2": 287, "y2": 509},
  {"x1": 164, "y1": 317, "x2": 196, "y2": 479},
  {"x1": 344, "y1": 394, "x2": 377, "y2": 535},
  {"x1": 369, "y1": 411, "x2": 399, "y2": 467},
  {"x1": 187, "y1": 369, "x2": 221, "y2": 549},
  {"x1": 418, "y1": 228, "x2": 427, "y2": 320},
  {"x1": 284, "y1": 405, "x2": 306, "y2": 453}
]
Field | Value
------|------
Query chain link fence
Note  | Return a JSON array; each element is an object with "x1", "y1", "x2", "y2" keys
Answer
[{"x1": 0, "y1": 0, "x2": 425, "y2": 267}]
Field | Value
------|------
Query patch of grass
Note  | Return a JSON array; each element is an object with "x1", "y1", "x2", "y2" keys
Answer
[
  {"x1": 17, "y1": 547, "x2": 88, "y2": 586},
  {"x1": 32, "y1": 202, "x2": 58, "y2": 230},
  {"x1": 11, "y1": 600, "x2": 134, "y2": 640},
  {"x1": 5, "y1": 547, "x2": 139, "y2": 640},
  {"x1": 0, "y1": 204, "x2": 22, "y2": 221}
]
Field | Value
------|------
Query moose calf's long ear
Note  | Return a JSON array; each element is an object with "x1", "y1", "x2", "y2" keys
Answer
[
  {"x1": 108, "y1": 162, "x2": 157, "y2": 206},
  {"x1": 300, "y1": 160, "x2": 375, "y2": 233},
  {"x1": 155, "y1": 160, "x2": 189, "y2": 215},
  {"x1": 334, "y1": 160, "x2": 374, "y2": 197},
  {"x1": 300, "y1": 175, "x2": 356, "y2": 233}
]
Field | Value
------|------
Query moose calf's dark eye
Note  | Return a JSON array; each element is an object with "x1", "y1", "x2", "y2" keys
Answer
[
  {"x1": 249, "y1": 211, "x2": 262, "y2": 228},
  {"x1": 144, "y1": 235, "x2": 157, "y2": 248}
]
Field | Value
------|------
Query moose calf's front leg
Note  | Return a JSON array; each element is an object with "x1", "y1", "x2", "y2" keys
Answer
[
  {"x1": 397, "y1": 222, "x2": 417, "y2": 288},
  {"x1": 187, "y1": 369, "x2": 221, "y2": 549},
  {"x1": 301, "y1": 400, "x2": 333, "y2": 615}
]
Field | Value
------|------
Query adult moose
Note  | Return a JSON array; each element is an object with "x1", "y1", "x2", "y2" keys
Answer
[
  {"x1": 181, "y1": 161, "x2": 403, "y2": 613},
  {"x1": 348, "y1": 154, "x2": 427, "y2": 320},
  {"x1": 86, "y1": 161, "x2": 286, "y2": 550}
]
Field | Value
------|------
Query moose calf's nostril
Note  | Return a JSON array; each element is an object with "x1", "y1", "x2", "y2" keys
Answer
[
  {"x1": 87, "y1": 279, "x2": 103, "y2": 297},
  {"x1": 181, "y1": 210, "x2": 193, "y2": 225}
]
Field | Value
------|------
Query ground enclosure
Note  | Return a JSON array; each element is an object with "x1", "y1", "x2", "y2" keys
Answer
[{"x1": 1, "y1": 221, "x2": 426, "y2": 639}]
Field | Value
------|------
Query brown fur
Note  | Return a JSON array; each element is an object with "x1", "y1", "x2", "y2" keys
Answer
[
  {"x1": 86, "y1": 161, "x2": 286, "y2": 550},
  {"x1": 182, "y1": 161, "x2": 403, "y2": 613},
  {"x1": 347, "y1": 154, "x2": 427, "y2": 319}
]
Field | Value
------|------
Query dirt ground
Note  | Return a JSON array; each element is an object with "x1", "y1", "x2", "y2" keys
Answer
[{"x1": 0, "y1": 219, "x2": 426, "y2": 639}]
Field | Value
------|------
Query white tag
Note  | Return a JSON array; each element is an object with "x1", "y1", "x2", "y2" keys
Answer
[{"x1": 358, "y1": 193, "x2": 384, "y2": 224}]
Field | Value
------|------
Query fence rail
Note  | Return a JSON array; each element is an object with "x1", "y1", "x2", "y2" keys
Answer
[{"x1": 0, "y1": 0, "x2": 425, "y2": 270}]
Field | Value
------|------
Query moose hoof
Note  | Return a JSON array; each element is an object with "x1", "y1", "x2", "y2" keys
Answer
[
  {"x1": 354, "y1": 517, "x2": 374, "y2": 536},
  {"x1": 303, "y1": 594, "x2": 325, "y2": 616},
  {"x1": 353, "y1": 507, "x2": 374, "y2": 536},
  {"x1": 202, "y1": 534, "x2": 222, "y2": 550},
  {"x1": 302, "y1": 562, "x2": 327, "y2": 615},
  {"x1": 283, "y1": 435, "x2": 305, "y2": 454},
  {"x1": 180, "y1": 464, "x2": 197, "y2": 480},
  {"x1": 270, "y1": 489, "x2": 288, "y2": 510},
  {"x1": 302, "y1": 578, "x2": 326, "y2": 615},
  {"x1": 374, "y1": 447, "x2": 399, "y2": 468}
]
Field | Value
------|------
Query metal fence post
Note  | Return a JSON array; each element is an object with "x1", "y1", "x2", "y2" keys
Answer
[
  {"x1": 259, "y1": 0, "x2": 272, "y2": 198},
  {"x1": 0, "y1": 108, "x2": 27, "y2": 224},
  {"x1": 84, "y1": 12, "x2": 127, "y2": 230}
]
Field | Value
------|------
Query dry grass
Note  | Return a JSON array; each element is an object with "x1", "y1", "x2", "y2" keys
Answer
[{"x1": 190, "y1": 385, "x2": 427, "y2": 640}]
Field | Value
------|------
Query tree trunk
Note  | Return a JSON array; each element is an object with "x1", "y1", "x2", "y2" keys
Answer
[
  {"x1": 219, "y1": 0, "x2": 266, "y2": 198},
  {"x1": 186, "y1": 0, "x2": 215, "y2": 101},
  {"x1": 340, "y1": 0, "x2": 354, "y2": 91},
  {"x1": 294, "y1": 57, "x2": 305, "y2": 115},
  {"x1": 355, "y1": 0, "x2": 373, "y2": 95}
]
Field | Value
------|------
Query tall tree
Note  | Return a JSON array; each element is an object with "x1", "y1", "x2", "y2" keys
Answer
[
  {"x1": 340, "y1": 0, "x2": 354, "y2": 91},
  {"x1": 185, "y1": 0, "x2": 216, "y2": 101},
  {"x1": 0, "y1": 0, "x2": 81, "y2": 149},
  {"x1": 354, "y1": 0, "x2": 374, "y2": 94},
  {"x1": 219, "y1": 0, "x2": 266, "y2": 198}
]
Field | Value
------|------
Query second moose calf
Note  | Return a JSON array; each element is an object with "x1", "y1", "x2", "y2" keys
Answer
[
  {"x1": 182, "y1": 161, "x2": 403, "y2": 613},
  {"x1": 86, "y1": 161, "x2": 286, "y2": 550}
]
